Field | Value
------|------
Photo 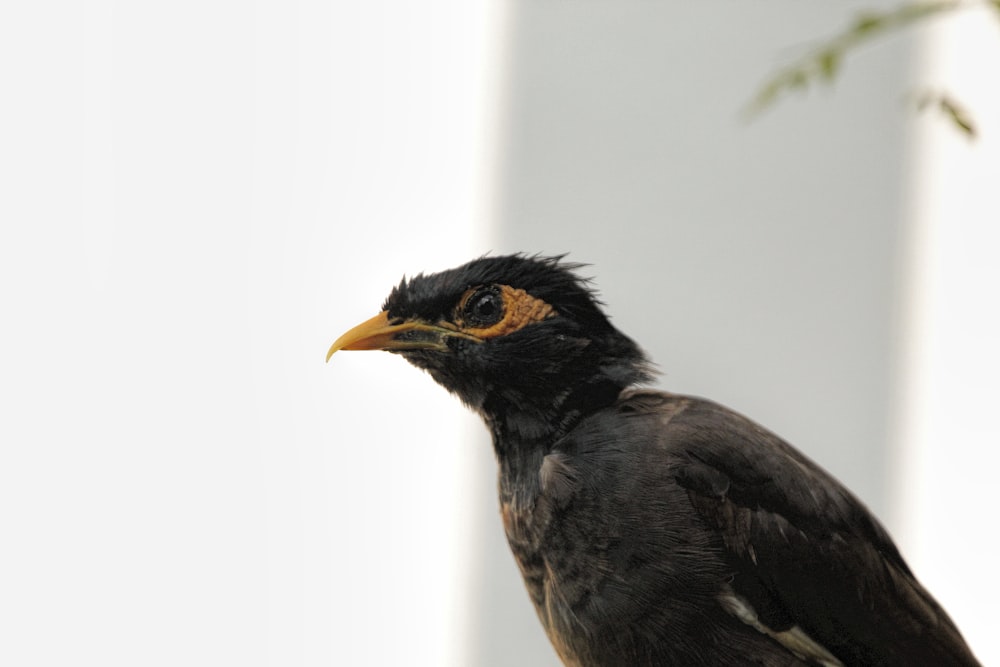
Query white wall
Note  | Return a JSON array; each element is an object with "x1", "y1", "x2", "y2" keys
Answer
[
  {"x1": 893, "y1": 7, "x2": 1000, "y2": 665},
  {"x1": 1, "y1": 2, "x2": 502, "y2": 665}
]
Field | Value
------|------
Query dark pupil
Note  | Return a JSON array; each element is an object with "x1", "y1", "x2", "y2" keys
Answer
[{"x1": 467, "y1": 288, "x2": 503, "y2": 326}]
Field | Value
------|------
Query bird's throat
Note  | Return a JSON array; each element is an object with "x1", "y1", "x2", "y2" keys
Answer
[{"x1": 483, "y1": 376, "x2": 625, "y2": 467}]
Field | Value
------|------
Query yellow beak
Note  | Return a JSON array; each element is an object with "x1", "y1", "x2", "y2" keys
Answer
[{"x1": 326, "y1": 311, "x2": 479, "y2": 362}]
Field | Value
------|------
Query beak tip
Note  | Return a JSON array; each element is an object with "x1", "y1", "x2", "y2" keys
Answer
[{"x1": 327, "y1": 310, "x2": 464, "y2": 362}]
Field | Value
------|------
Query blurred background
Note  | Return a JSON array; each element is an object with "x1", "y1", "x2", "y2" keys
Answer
[{"x1": 1, "y1": 1, "x2": 997, "y2": 665}]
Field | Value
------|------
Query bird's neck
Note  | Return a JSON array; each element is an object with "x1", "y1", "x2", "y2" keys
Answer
[
  {"x1": 483, "y1": 376, "x2": 625, "y2": 472},
  {"x1": 485, "y1": 408, "x2": 556, "y2": 513}
]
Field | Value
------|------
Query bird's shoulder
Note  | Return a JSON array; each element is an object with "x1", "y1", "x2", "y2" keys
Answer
[
  {"x1": 562, "y1": 389, "x2": 892, "y2": 550},
  {"x1": 557, "y1": 388, "x2": 978, "y2": 666}
]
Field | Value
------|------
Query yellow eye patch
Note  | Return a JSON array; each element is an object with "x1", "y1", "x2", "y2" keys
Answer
[{"x1": 456, "y1": 284, "x2": 557, "y2": 339}]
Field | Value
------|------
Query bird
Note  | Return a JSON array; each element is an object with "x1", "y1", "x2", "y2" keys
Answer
[{"x1": 326, "y1": 254, "x2": 980, "y2": 666}]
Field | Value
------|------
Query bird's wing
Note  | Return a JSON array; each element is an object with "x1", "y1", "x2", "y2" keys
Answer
[{"x1": 648, "y1": 393, "x2": 979, "y2": 667}]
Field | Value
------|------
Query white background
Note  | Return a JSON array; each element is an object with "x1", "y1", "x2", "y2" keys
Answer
[{"x1": 1, "y1": 2, "x2": 996, "y2": 666}]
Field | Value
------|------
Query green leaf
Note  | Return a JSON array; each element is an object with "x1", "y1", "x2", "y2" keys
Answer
[
  {"x1": 938, "y1": 95, "x2": 977, "y2": 137},
  {"x1": 910, "y1": 89, "x2": 977, "y2": 138},
  {"x1": 746, "y1": 0, "x2": 981, "y2": 139},
  {"x1": 852, "y1": 13, "x2": 887, "y2": 35},
  {"x1": 817, "y1": 49, "x2": 841, "y2": 81}
]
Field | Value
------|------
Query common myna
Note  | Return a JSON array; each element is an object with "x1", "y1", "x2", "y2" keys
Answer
[{"x1": 327, "y1": 254, "x2": 979, "y2": 666}]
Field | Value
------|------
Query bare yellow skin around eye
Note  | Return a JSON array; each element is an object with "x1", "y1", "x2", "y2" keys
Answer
[{"x1": 457, "y1": 285, "x2": 557, "y2": 339}]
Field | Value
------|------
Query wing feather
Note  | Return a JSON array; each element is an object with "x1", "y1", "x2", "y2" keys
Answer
[{"x1": 642, "y1": 393, "x2": 980, "y2": 666}]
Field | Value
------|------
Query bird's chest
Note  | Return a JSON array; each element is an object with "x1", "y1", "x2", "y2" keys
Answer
[
  {"x1": 497, "y1": 457, "x2": 615, "y2": 664},
  {"x1": 500, "y1": 489, "x2": 592, "y2": 666},
  {"x1": 499, "y1": 488, "x2": 551, "y2": 608}
]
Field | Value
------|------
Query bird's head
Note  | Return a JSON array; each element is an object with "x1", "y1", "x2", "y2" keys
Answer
[{"x1": 328, "y1": 254, "x2": 652, "y2": 441}]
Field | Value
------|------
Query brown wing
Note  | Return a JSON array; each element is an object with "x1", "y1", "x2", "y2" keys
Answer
[{"x1": 659, "y1": 394, "x2": 980, "y2": 666}]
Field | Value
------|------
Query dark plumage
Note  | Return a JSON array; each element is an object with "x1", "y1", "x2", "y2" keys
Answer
[{"x1": 327, "y1": 254, "x2": 980, "y2": 666}]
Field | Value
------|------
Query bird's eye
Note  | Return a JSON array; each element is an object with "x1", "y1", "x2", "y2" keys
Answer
[{"x1": 464, "y1": 286, "x2": 505, "y2": 327}]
